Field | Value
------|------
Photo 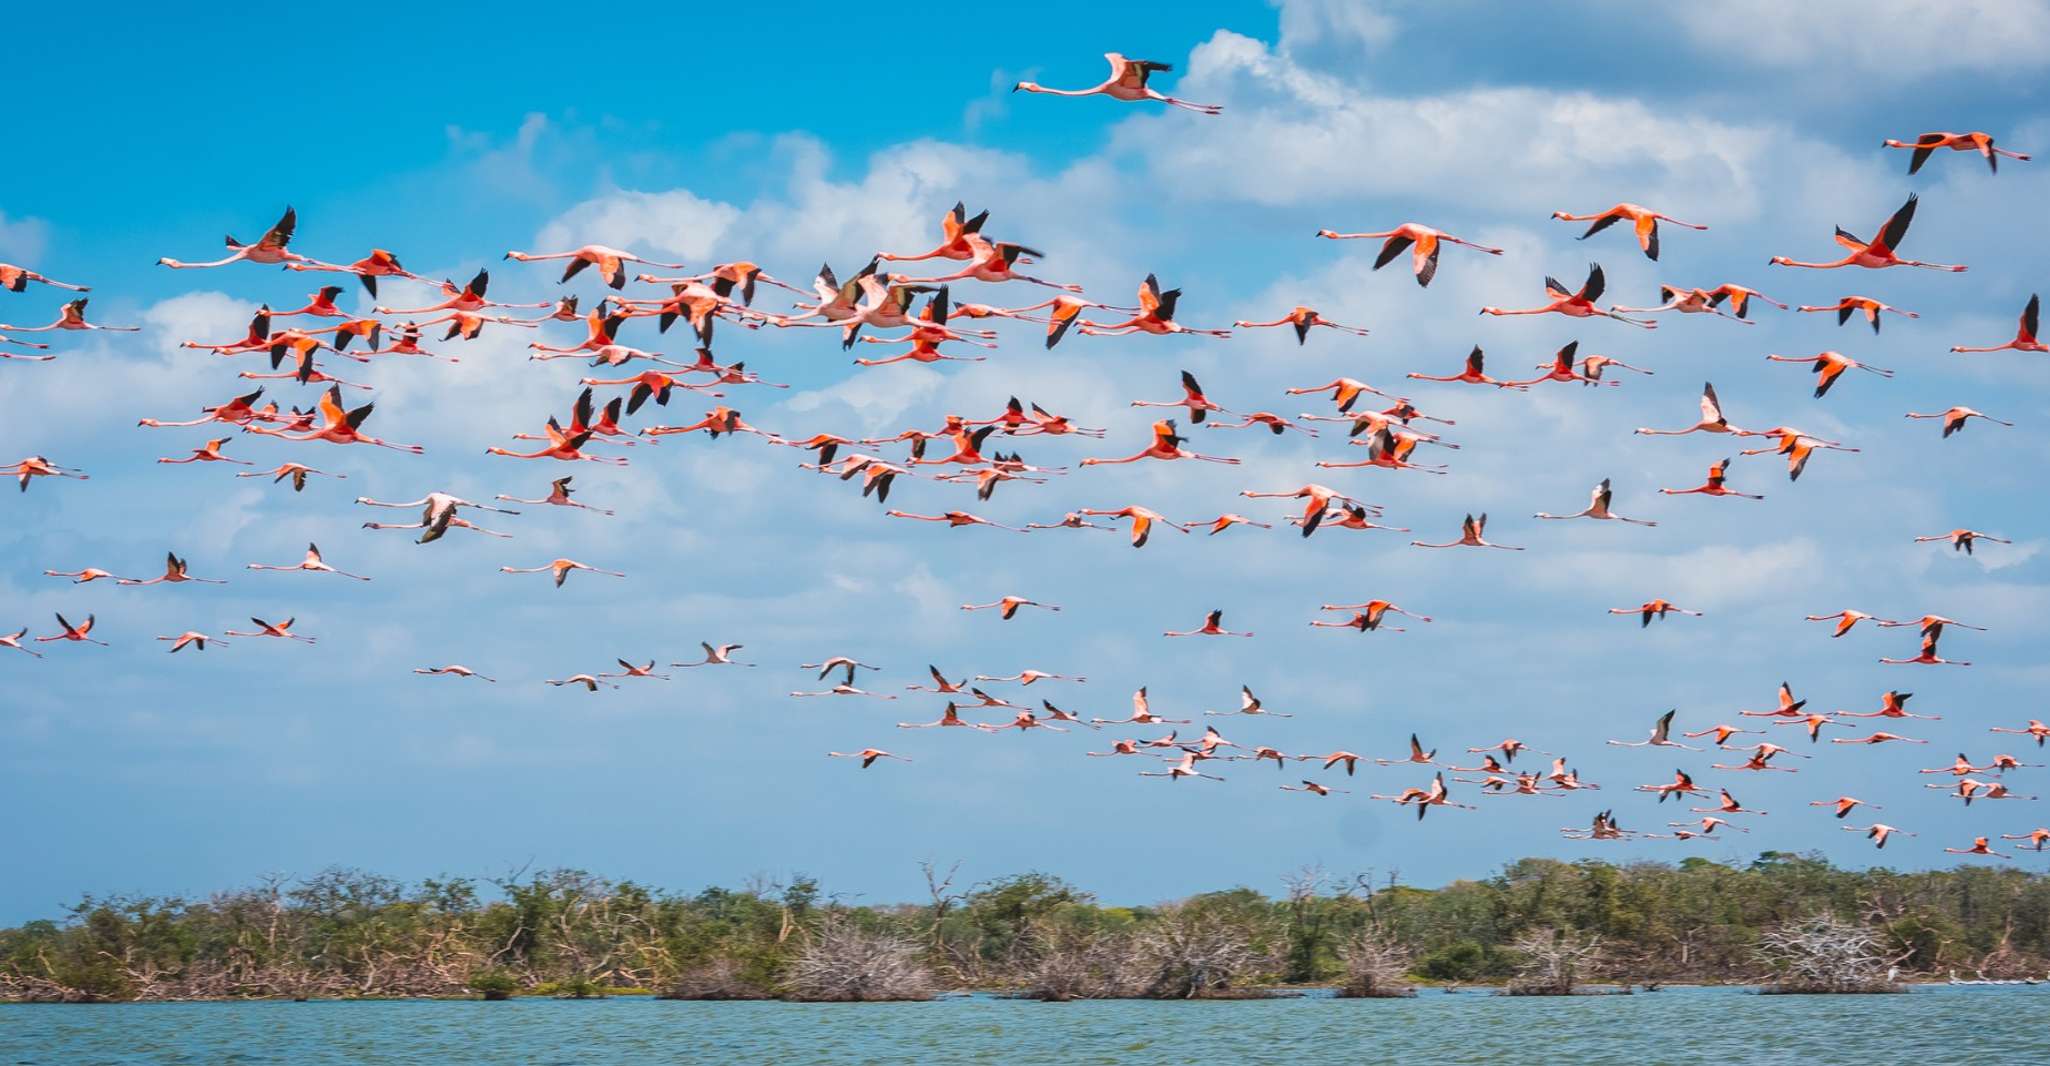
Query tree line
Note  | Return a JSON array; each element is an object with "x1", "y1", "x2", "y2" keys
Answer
[{"x1": 4, "y1": 852, "x2": 2046, "y2": 1002}]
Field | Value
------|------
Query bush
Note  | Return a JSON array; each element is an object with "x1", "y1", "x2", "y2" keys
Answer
[
  {"x1": 1128, "y1": 902, "x2": 1276, "y2": 999},
  {"x1": 1757, "y1": 914, "x2": 1901, "y2": 994},
  {"x1": 1416, "y1": 940, "x2": 1486, "y2": 982},
  {"x1": 466, "y1": 970, "x2": 518, "y2": 1000},
  {"x1": 782, "y1": 920, "x2": 934, "y2": 1002},
  {"x1": 1335, "y1": 930, "x2": 1416, "y2": 998},
  {"x1": 657, "y1": 958, "x2": 776, "y2": 1001},
  {"x1": 1505, "y1": 928, "x2": 1603, "y2": 996}
]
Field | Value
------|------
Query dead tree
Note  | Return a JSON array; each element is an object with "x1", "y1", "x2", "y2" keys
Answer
[{"x1": 1757, "y1": 913, "x2": 1903, "y2": 994}]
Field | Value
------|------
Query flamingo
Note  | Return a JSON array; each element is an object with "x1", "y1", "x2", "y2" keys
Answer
[
  {"x1": 1797, "y1": 295, "x2": 1919, "y2": 335},
  {"x1": 0, "y1": 263, "x2": 89, "y2": 293},
  {"x1": 547, "y1": 675, "x2": 618, "y2": 692},
  {"x1": 1879, "y1": 630, "x2": 1970, "y2": 667},
  {"x1": 1200, "y1": 513, "x2": 1275, "y2": 535},
  {"x1": 1012, "y1": 53, "x2": 1221, "y2": 114},
  {"x1": 1769, "y1": 194, "x2": 1966, "y2": 272},
  {"x1": 1317, "y1": 601, "x2": 1432, "y2": 635},
  {"x1": 1283, "y1": 377, "x2": 1404, "y2": 416},
  {"x1": 1371, "y1": 773, "x2": 1473, "y2": 820},
  {"x1": 1534, "y1": 478, "x2": 1656, "y2": 526},
  {"x1": 377, "y1": 269, "x2": 553, "y2": 316},
  {"x1": 504, "y1": 245, "x2": 687, "y2": 289},
  {"x1": 284, "y1": 248, "x2": 422, "y2": 296},
  {"x1": 247, "y1": 385, "x2": 424, "y2": 454},
  {"x1": 1846, "y1": 824, "x2": 1914, "y2": 849},
  {"x1": 1375, "y1": 734, "x2": 1440, "y2": 768},
  {"x1": 1163, "y1": 609, "x2": 1252, "y2": 639},
  {"x1": 1090, "y1": 687, "x2": 1190, "y2": 728},
  {"x1": 1904, "y1": 406, "x2": 2013, "y2": 437},
  {"x1": 0, "y1": 298, "x2": 139, "y2": 333},
  {"x1": 673, "y1": 643, "x2": 755, "y2": 669},
  {"x1": 1138, "y1": 752, "x2": 1228, "y2": 782},
  {"x1": 1316, "y1": 222, "x2": 1502, "y2": 286},
  {"x1": 1411, "y1": 513, "x2": 1523, "y2": 550},
  {"x1": 495, "y1": 476, "x2": 614, "y2": 516},
  {"x1": 414, "y1": 664, "x2": 495, "y2": 681},
  {"x1": 1803, "y1": 609, "x2": 1901, "y2": 638},
  {"x1": 1077, "y1": 506, "x2": 1191, "y2": 548},
  {"x1": 156, "y1": 207, "x2": 307, "y2": 269},
  {"x1": 876, "y1": 202, "x2": 993, "y2": 262},
  {"x1": 1406, "y1": 346, "x2": 1529, "y2": 389},
  {"x1": 158, "y1": 631, "x2": 226, "y2": 653},
  {"x1": 1076, "y1": 275, "x2": 1231, "y2": 338},
  {"x1": 0, "y1": 628, "x2": 43, "y2": 657},
  {"x1": 1831, "y1": 731, "x2": 1928, "y2": 746},
  {"x1": 1612, "y1": 286, "x2": 1752, "y2": 322},
  {"x1": 1232, "y1": 306, "x2": 1370, "y2": 343},
  {"x1": 1883, "y1": 130, "x2": 2029, "y2": 173},
  {"x1": 1551, "y1": 203, "x2": 1707, "y2": 260},
  {"x1": 1130, "y1": 370, "x2": 1230, "y2": 423},
  {"x1": 1660, "y1": 458, "x2": 1762, "y2": 501},
  {"x1": 1700, "y1": 283, "x2": 1789, "y2": 319},
  {"x1": 1738, "y1": 431, "x2": 1859, "y2": 482},
  {"x1": 792, "y1": 685, "x2": 898, "y2": 701},
  {"x1": 1082, "y1": 420, "x2": 1239, "y2": 467},
  {"x1": 884, "y1": 510, "x2": 1028, "y2": 533},
  {"x1": 1608, "y1": 709, "x2": 1701, "y2": 751},
  {"x1": 499, "y1": 559, "x2": 625, "y2": 588},
  {"x1": 1636, "y1": 769, "x2": 1711, "y2": 803},
  {"x1": 11, "y1": 455, "x2": 88, "y2": 492},
  {"x1": 1914, "y1": 529, "x2": 2010, "y2": 555},
  {"x1": 236, "y1": 463, "x2": 344, "y2": 494},
  {"x1": 962, "y1": 596, "x2": 1061, "y2": 620},
  {"x1": 1944, "y1": 836, "x2": 2009, "y2": 859},
  {"x1": 1280, "y1": 780, "x2": 1349, "y2": 796},
  {"x1": 1765, "y1": 351, "x2": 1893, "y2": 398},
  {"x1": 36, "y1": 613, "x2": 107, "y2": 647},
  {"x1": 1635, "y1": 382, "x2": 1755, "y2": 437},
  {"x1": 1480, "y1": 264, "x2": 1656, "y2": 327},
  {"x1": 2005, "y1": 829, "x2": 2050, "y2": 852},
  {"x1": 118, "y1": 552, "x2": 225, "y2": 586},
  {"x1": 1810, "y1": 796, "x2": 1879, "y2": 820},
  {"x1": 1683, "y1": 724, "x2": 1762, "y2": 747},
  {"x1": 598, "y1": 659, "x2": 671, "y2": 682},
  {"x1": 974, "y1": 670, "x2": 1084, "y2": 686},
  {"x1": 1990, "y1": 720, "x2": 2050, "y2": 747},
  {"x1": 42, "y1": 567, "x2": 131, "y2": 584},
  {"x1": 247, "y1": 543, "x2": 370, "y2": 581},
  {"x1": 1524, "y1": 341, "x2": 1647, "y2": 387},
  {"x1": 898, "y1": 703, "x2": 987, "y2": 730},
  {"x1": 1952, "y1": 295, "x2": 2044, "y2": 354},
  {"x1": 1205, "y1": 686, "x2": 1290, "y2": 719},
  {"x1": 216, "y1": 617, "x2": 310, "y2": 644},
  {"x1": 1611, "y1": 599, "x2": 1701, "y2": 627}
]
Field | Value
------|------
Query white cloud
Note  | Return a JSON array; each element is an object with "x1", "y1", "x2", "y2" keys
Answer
[
  {"x1": 1671, "y1": 1, "x2": 2050, "y2": 78},
  {"x1": 0, "y1": 212, "x2": 50, "y2": 263}
]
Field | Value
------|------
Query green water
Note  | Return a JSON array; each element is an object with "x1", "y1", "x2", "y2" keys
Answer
[{"x1": 2, "y1": 986, "x2": 2036, "y2": 1064}]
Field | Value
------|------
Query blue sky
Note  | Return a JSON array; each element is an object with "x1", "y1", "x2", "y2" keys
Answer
[{"x1": 3, "y1": 0, "x2": 2049, "y2": 922}]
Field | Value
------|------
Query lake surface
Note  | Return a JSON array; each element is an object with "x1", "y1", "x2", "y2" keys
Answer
[{"x1": 2, "y1": 985, "x2": 2039, "y2": 1064}]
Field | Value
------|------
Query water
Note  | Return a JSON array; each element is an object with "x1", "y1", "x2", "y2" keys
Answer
[{"x1": 1, "y1": 986, "x2": 2037, "y2": 1065}]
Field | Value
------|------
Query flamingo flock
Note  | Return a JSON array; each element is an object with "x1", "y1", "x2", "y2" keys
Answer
[{"x1": 2, "y1": 59, "x2": 2040, "y2": 870}]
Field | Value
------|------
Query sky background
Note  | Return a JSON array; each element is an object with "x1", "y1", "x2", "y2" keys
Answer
[{"x1": 3, "y1": 0, "x2": 2048, "y2": 923}]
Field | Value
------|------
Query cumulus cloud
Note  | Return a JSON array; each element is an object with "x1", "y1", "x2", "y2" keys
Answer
[{"x1": 1670, "y1": 0, "x2": 2050, "y2": 79}]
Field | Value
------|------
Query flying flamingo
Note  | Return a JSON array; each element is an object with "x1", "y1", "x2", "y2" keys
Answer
[
  {"x1": 1317, "y1": 600, "x2": 1432, "y2": 633},
  {"x1": 1280, "y1": 780, "x2": 1349, "y2": 796},
  {"x1": 414, "y1": 664, "x2": 495, "y2": 681},
  {"x1": 547, "y1": 675, "x2": 618, "y2": 692},
  {"x1": 1090, "y1": 687, "x2": 1190, "y2": 728},
  {"x1": 1611, "y1": 599, "x2": 1701, "y2": 627},
  {"x1": 1232, "y1": 306, "x2": 1370, "y2": 343},
  {"x1": 283, "y1": 248, "x2": 422, "y2": 296},
  {"x1": 233, "y1": 463, "x2": 343, "y2": 494},
  {"x1": 157, "y1": 631, "x2": 226, "y2": 653},
  {"x1": 1636, "y1": 769, "x2": 1711, "y2": 803},
  {"x1": 1076, "y1": 275, "x2": 1231, "y2": 338},
  {"x1": 1612, "y1": 286, "x2": 1752, "y2": 322},
  {"x1": 1904, "y1": 406, "x2": 2012, "y2": 437},
  {"x1": 11, "y1": 456, "x2": 88, "y2": 492},
  {"x1": 1951, "y1": 295, "x2": 2043, "y2": 354},
  {"x1": 1990, "y1": 720, "x2": 2050, "y2": 747},
  {"x1": 117, "y1": 552, "x2": 225, "y2": 586},
  {"x1": 1534, "y1": 478, "x2": 1656, "y2": 525},
  {"x1": 1283, "y1": 377, "x2": 1404, "y2": 415},
  {"x1": 376, "y1": 269, "x2": 553, "y2": 316},
  {"x1": 1834, "y1": 690, "x2": 1937, "y2": 722},
  {"x1": 1944, "y1": 837, "x2": 2009, "y2": 859},
  {"x1": 1130, "y1": 370, "x2": 1230, "y2": 423},
  {"x1": 876, "y1": 202, "x2": 994, "y2": 262},
  {"x1": 504, "y1": 245, "x2": 687, "y2": 289},
  {"x1": 1012, "y1": 53, "x2": 1221, "y2": 114},
  {"x1": 43, "y1": 567, "x2": 130, "y2": 584},
  {"x1": 1077, "y1": 506, "x2": 1192, "y2": 548},
  {"x1": 1371, "y1": 773, "x2": 1473, "y2": 820},
  {"x1": 1315, "y1": 223, "x2": 1503, "y2": 286},
  {"x1": 673, "y1": 643, "x2": 755, "y2": 669},
  {"x1": 495, "y1": 476, "x2": 614, "y2": 516},
  {"x1": 1697, "y1": 283, "x2": 1789, "y2": 319},
  {"x1": 1139, "y1": 751, "x2": 1228, "y2": 782},
  {"x1": 248, "y1": 543, "x2": 370, "y2": 581},
  {"x1": 1831, "y1": 731, "x2": 1928, "y2": 746},
  {"x1": 1879, "y1": 630, "x2": 1970, "y2": 667},
  {"x1": 1608, "y1": 709, "x2": 1700, "y2": 751},
  {"x1": 792, "y1": 685, "x2": 898, "y2": 701},
  {"x1": 1411, "y1": 513, "x2": 1523, "y2": 550},
  {"x1": 1883, "y1": 130, "x2": 2029, "y2": 173},
  {"x1": 1798, "y1": 295, "x2": 1920, "y2": 335},
  {"x1": 598, "y1": 659, "x2": 670, "y2": 682},
  {"x1": 156, "y1": 207, "x2": 308, "y2": 269},
  {"x1": 1660, "y1": 458, "x2": 1762, "y2": 501},
  {"x1": 898, "y1": 703, "x2": 987, "y2": 730},
  {"x1": 1683, "y1": 724, "x2": 1762, "y2": 747},
  {"x1": 1914, "y1": 528, "x2": 2010, "y2": 555},
  {"x1": 1765, "y1": 351, "x2": 1893, "y2": 398},
  {"x1": 1479, "y1": 264, "x2": 1656, "y2": 327},
  {"x1": 884, "y1": 510, "x2": 1028, "y2": 533},
  {"x1": 1845, "y1": 824, "x2": 1914, "y2": 849},
  {"x1": 1081, "y1": 420, "x2": 1240, "y2": 467},
  {"x1": 0, "y1": 628, "x2": 42, "y2": 657},
  {"x1": 0, "y1": 298, "x2": 139, "y2": 333},
  {"x1": 246, "y1": 386, "x2": 423, "y2": 453},
  {"x1": 499, "y1": 559, "x2": 625, "y2": 588},
  {"x1": 2004, "y1": 829, "x2": 2050, "y2": 852},
  {"x1": 1163, "y1": 609, "x2": 1252, "y2": 638},
  {"x1": 1406, "y1": 346, "x2": 1529, "y2": 389},
  {"x1": 975, "y1": 670, "x2": 1084, "y2": 686},
  {"x1": 1524, "y1": 341, "x2": 1650, "y2": 387},
  {"x1": 1738, "y1": 431, "x2": 1858, "y2": 482},
  {"x1": 1551, "y1": 203, "x2": 1707, "y2": 260},
  {"x1": 1639, "y1": 382, "x2": 1760, "y2": 438},
  {"x1": 37, "y1": 613, "x2": 107, "y2": 647},
  {"x1": 211, "y1": 618, "x2": 308, "y2": 646},
  {"x1": 1803, "y1": 609, "x2": 1901, "y2": 638},
  {"x1": 0, "y1": 263, "x2": 89, "y2": 293},
  {"x1": 962, "y1": 596, "x2": 1061, "y2": 620},
  {"x1": 156, "y1": 438, "x2": 251, "y2": 467},
  {"x1": 1769, "y1": 194, "x2": 1966, "y2": 272}
]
